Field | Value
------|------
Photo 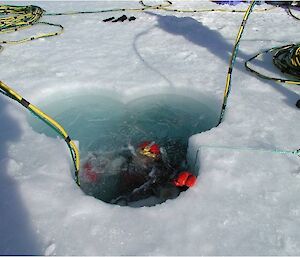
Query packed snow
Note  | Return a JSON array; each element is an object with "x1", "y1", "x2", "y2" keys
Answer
[{"x1": 0, "y1": 0, "x2": 300, "y2": 255}]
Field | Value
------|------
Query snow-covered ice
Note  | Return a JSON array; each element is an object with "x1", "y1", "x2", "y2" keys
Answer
[{"x1": 0, "y1": 0, "x2": 300, "y2": 255}]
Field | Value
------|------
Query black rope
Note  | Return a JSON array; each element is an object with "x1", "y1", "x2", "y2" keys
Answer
[{"x1": 245, "y1": 44, "x2": 300, "y2": 85}]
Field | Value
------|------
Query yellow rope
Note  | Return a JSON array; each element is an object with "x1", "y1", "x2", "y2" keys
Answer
[
  {"x1": 0, "y1": 5, "x2": 64, "y2": 45},
  {"x1": 152, "y1": 2, "x2": 276, "y2": 14},
  {"x1": 0, "y1": 1, "x2": 176, "y2": 45},
  {"x1": 0, "y1": 81, "x2": 81, "y2": 184},
  {"x1": 219, "y1": 0, "x2": 256, "y2": 124},
  {"x1": 0, "y1": 1, "x2": 277, "y2": 45},
  {"x1": 44, "y1": 1, "x2": 173, "y2": 16},
  {"x1": 245, "y1": 44, "x2": 300, "y2": 86}
]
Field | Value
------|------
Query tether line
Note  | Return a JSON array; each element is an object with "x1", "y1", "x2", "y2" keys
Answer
[
  {"x1": 218, "y1": 0, "x2": 256, "y2": 125},
  {"x1": 192, "y1": 0, "x2": 299, "y2": 171}
]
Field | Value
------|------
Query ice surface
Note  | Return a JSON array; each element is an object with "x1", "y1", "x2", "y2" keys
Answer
[{"x1": 0, "y1": 0, "x2": 300, "y2": 255}]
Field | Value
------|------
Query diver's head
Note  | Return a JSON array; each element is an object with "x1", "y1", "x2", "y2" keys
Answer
[{"x1": 137, "y1": 141, "x2": 161, "y2": 160}]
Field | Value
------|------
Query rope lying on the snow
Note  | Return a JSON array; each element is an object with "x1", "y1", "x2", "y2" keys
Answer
[
  {"x1": 192, "y1": 0, "x2": 299, "y2": 170},
  {"x1": 0, "y1": 81, "x2": 81, "y2": 185},
  {"x1": 218, "y1": 0, "x2": 299, "y2": 157},
  {"x1": 42, "y1": 0, "x2": 278, "y2": 16},
  {"x1": 43, "y1": 1, "x2": 172, "y2": 16},
  {"x1": 240, "y1": 4, "x2": 300, "y2": 160},
  {"x1": 0, "y1": 5, "x2": 63, "y2": 44},
  {"x1": 193, "y1": 144, "x2": 299, "y2": 170},
  {"x1": 0, "y1": 2, "x2": 174, "y2": 44},
  {"x1": 218, "y1": 0, "x2": 256, "y2": 125},
  {"x1": 150, "y1": 1, "x2": 276, "y2": 14},
  {"x1": 217, "y1": 0, "x2": 299, "y2": 156},
  {"x1": 0, "y1": 0, "x2": 282, "y2": 45},
  {"x1": 287, "y1": 5, "x2": 300, "y2": 21},
  {"x1": 197, "y1": 144, "x2": 300, "y2": 155},
  {"x1": 245, "y1": 3, "x2": 300, "y2": 84},
  {"x1": 243, "y1": 43, "x2": 300, "y2": 156},
  {"x1": 245, "y1": 43, "x2": 300, "y2": 85},
  {"x1": 0, "y1": 4, "x2": 80, "y2": 184}
]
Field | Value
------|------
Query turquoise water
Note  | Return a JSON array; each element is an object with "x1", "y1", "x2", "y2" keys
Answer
[{"x1": 29, "y1": 93, "x2": 218, "y2": 206}]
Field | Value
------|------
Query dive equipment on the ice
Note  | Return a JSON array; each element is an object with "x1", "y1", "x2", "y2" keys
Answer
[
  {"x1": 112, "y1": 15, "x2": 128, "y2": 22},
  {"x1": 129, "y1": 16, "x2": 137, "y2": 21},
  {"x1": 103, "y1": 17, "x2": 115, "y2": 22}
]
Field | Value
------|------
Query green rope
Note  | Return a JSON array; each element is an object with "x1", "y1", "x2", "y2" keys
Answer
[
  {"x1": 197, "y1": 144, "x2": 299, "y2": 155},
  {"x1": 193, "y1": 144, "x2": 299, "y2": 170}
]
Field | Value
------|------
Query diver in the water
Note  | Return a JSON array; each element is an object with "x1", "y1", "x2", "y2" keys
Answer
[{"x1": 82, "y1": 141, "x2": 196, "y2": 206}]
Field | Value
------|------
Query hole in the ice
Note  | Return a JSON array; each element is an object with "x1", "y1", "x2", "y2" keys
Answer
[{"x1": 28, "y1": 91, "x2": 219, "y2": 207}]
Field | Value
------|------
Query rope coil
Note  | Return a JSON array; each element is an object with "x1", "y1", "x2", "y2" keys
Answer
[
  {"x1": 273, "y1": 44, "x2": 300, "y2": 78},
  {"x1": 245, "y1": 44, "x2": 300, "y2": 85},
  {"x1": 0, "y1": 5, "x2": 44, "y2": 32},
  {"x1": 0, "y1": 4, "x2": 63, "y2": 45}
]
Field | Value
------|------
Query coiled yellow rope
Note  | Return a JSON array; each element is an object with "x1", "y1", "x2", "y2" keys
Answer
[
  {"x1": 0, "y1": 5, "x2": 63, "y2": 45},
  {"x1": 245, "y1": 44, "x2": 300, "y2": 85}
]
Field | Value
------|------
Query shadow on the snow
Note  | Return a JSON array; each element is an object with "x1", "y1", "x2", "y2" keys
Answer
[
  {"x1": 148, "y1": 12, "x2": 299, "y2": 108},
  {"x1": 146, "y1": 12, "x2": 250, "y2": 67},
  {"x1": 243, "y1": 52, "x2": 300, "y2": 109},
  {"x1": 0, "y1": 97, "x2": 41, "y2": 255}
]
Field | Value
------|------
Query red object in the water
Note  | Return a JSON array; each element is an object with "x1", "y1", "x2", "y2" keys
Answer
[
  {"x1": 150, "y1": 144, "x2": 160, "y2": 155},
  {"x1": 173, "y1": 171, "x2": 196, "y2": 187},
  {"x1": 139, "y1": 141, "x2": 160, "y2": 155},
  {"x1": 185, "y1": 174, "x2": 197, "y2": 187},
  {"x1": 83, "y1": 162, "x2": 98, "y2": 182}
]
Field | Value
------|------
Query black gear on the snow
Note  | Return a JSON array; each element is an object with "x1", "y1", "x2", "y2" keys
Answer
[
  {"x1": 112, "y1": 15, "x2": 127, "y2": 22},
  {"x1": 296, "y1": 99, "x2": 300, "y2": 108},
  {"x1": 103, "y1": 17, "x2": 115, "y2": 22},
  {"x1": 128, "y1": 16, "x2": 136, "y2": 21}
]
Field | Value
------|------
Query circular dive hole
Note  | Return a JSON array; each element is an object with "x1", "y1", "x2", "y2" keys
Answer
[{"x1": 29, "y1": 92, "x2": 219, "y2": 207}]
